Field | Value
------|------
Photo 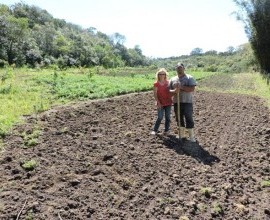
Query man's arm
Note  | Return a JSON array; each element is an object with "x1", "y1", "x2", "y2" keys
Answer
[{"x1": 180, "y1": 85, "x2": 195, "y2": 92}]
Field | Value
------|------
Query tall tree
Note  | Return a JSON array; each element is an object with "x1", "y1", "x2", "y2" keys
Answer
[
  {"x1": 234, "y1": 0, "x2": 270, "y2": 74},
  {"x1": 6, "y1": 16, "x2": 28, "y2": 65}
]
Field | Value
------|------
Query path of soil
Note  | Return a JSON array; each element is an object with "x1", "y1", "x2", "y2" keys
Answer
[{"x1": 0, "y1": 91, "x2": 269, "y2": 220}]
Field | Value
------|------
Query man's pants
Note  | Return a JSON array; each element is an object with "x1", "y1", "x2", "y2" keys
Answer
[{"x1": 174, "y1": 103, "x2": 194, "y2": 128}]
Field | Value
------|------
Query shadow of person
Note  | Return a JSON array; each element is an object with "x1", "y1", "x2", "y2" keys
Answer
[{"x1": 158, "y1": 135, "x2": 220, "y2": 166}]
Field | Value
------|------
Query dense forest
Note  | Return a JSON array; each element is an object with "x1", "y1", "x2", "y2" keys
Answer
[
  {"x1": 0, "y1": 2, "x2": 258, "y2": 72},
  {"x1": 0, "y1": 2, "x2": 149, "y2": 69}
]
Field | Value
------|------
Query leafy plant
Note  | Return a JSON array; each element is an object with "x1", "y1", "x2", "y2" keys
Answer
[
  {"x1": 21, "y1": 159, "x2": 37, "y2": 171},
  {"x1": 22, "y1": 128, "x2": 41, "y2": 147},
  {"x1": 261, "y1": 180, "x2": 270, "y2": 187},
  {"x1": 212, "y1": 202, "x2": 223, "y2": 215},
  {"x1": 200, "y1": 187, "x2": 212, "y2": 198},
  {"x1": 87, "y1": 69, "x2": 95, "y2": 79},
  {"x1": 197, "y1": 203, "x2": 208, "y2": 212}
]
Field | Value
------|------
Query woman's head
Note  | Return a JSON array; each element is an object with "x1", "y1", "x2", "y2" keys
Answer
[{"x1": 156, "y1": 68, "x2": 168, "y2": 81}]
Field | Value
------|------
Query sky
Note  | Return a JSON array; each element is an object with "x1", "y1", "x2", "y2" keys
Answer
[{"x1": 1, "y1": 0, "x2": 249, "y2": 58}]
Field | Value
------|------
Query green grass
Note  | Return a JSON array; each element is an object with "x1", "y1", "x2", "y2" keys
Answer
[
  {"x1": 198, "y1": 72, "x2": 270, "y2": 108},
  {"x1": 0, "y1": 68, "x2": 53, "y2": 136},
  {"x1": 0, "y1": 67, "x2": 158, "y2": 135}
]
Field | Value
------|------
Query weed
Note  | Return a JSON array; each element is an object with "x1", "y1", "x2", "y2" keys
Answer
[
  {"x1": 261, "y1": 180, "x2": 270, "y2": 187},
  {"x1": 23, "y1": 128, "x2": 41, "y2": 147},
  {"x1": 0, "y1": 69, "x2": 13, "y2": 83},
  {"x1": 0, "y1": 84, "x2": 12, "y2": 94},
  {"x1": 200, "y1": 187, "x2": 212, "y2": 198},
  {"x1": 197, "y1": 203, "x2": 208, "y2": 212},
  {"x1": 33, "y1": 100, "x2": 45, "y2": 114},
  {"x1": 212, "y1": 202, "x2": 223, "y2": 215},
  {"x1": 87, "y1": 69, "x2": 95, "y2": 79},
  {"x1": 25, "y1": 208, "x2": 33, "y2": 220},
  {"x1": 21, "y1": 159, "x2": 37, "y2": 171}
]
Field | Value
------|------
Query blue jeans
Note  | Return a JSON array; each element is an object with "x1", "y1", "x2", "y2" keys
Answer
[
  {"x1": 153, "y1": 105, "x2": 171, "y2": 132},
  {"x1": 174, "y1": 103, "x2": 194, "y2": 128}
]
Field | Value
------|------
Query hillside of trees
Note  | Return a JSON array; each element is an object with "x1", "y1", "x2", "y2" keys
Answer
[
  {"x1": 0, "y1": 2, "x2": 258, "y2": 73},
  {"x1": 0, "y1": 2, "x2": 149, "y2": 69}
]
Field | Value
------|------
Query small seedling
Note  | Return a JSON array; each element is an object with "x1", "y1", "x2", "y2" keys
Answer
[
  {"x1": 200, "y1": 187, "x2": 212, "y2": 198},
  {"x1": 23, "y1": 129, "x2": 40, "y2": 147},
  {"x1": 212, "y1": 202, "x2": 223, "y2": 215},
  {"x1": 261, "y1": 180, "x2": 270, "y2": 187},
  {"x1": 198, "y1": 203, "x2": 207, "y2": 212},
  {"x1": 21, "y1": 160, "x2": 37, "y2": 171}
]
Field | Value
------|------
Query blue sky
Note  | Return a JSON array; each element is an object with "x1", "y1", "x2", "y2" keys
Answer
[{"x1": 1, "y1": 0, "x2": 248, "y2": 58}]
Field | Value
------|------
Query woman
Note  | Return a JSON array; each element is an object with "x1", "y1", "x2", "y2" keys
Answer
[{"x1": 151, "y1": 68, "x2": 173, "y2": 135}]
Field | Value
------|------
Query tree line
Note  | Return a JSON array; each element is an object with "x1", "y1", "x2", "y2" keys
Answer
[
  {"x1": 0, "y1": 1, "x2": 269, "y2": 76},
  {"x1": 0, "y1": 2, "x2": 149, "y2": 68}
]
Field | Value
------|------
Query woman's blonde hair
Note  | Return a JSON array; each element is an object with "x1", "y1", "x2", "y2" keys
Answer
[{"x1": 156, "y1": 68, "x2": 169, "y2": 81}]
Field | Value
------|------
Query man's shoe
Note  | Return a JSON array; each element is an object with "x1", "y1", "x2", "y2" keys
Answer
[
  {"x1": 150, "y1": 131, "x2": 156, "y2": 135},
  {"x1": 188, "y1": 129, "x2": 196, "y2": 142}
]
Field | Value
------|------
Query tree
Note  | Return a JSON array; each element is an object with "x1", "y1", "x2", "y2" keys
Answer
[
  {"x1": 6, "y1": 16, "x2": 29, "y2": 65},
  {"x1": 110, "y1": 32, "x2": 126, "y2": 45},
  {"x1": 234, "y1": 0, "x2": 270, "y2": 74},
  {"x1": 190, "y1": 47, "x2": 203, "y2": 56}
]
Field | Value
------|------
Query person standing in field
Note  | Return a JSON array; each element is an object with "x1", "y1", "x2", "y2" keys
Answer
[
  {"x1": 169, "y1": 63, "x2": 197, "y2": 142},
  {"x1": 151, "y1": 68, "x2": 173, "y2": 135}
]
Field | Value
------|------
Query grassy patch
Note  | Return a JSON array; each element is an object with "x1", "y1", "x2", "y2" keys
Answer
[
  {"x1": 22, "y1": 128, "x2": 41, "y2": 148},
  {"x1": 198, "y1": 72, "x2": 270, "y2": 108}
]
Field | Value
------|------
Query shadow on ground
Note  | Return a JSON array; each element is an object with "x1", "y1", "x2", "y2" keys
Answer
[{"x1": 158, "y1": 135, "x2": 220, "y2": 166}]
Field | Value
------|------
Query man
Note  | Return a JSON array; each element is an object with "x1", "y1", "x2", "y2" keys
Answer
[{"x1": 169, "y1": 63, "x2": 197, "y2": 142}]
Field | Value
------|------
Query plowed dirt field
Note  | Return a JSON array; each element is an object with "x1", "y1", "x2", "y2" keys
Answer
[{"x1": 0, "y1": 91, "x2": 269, "y2": 219}]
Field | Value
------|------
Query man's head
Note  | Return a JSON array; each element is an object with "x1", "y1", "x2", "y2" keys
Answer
[{"x1": 176, "y1": 63, "x2": 185, "y2": 75}]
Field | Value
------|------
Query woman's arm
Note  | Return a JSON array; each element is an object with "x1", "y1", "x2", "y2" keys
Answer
[{"x1": 153, "y1": 86, "x2": 161, "y2": 108}]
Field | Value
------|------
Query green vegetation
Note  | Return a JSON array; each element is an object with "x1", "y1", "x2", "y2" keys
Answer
[
  {"x1": 212, "y1": 202, "x2": 223, "y2": 215},
  {"x1": 0, "y1": 67, "x2": 222, "y2": 136},
  {"x1": 200, "y1": 187, "x2": 213, "y2": 198},
  {"x1": 261, "y1": 180, "x2": 270, "y2": 187},
  {"x1": 198, "y1": 72, "x2": 270, "y2": 108},
  {"x1": 234, "y1": 0, "x2": 270, "y2": 73},
  {"x1": 0, "y1": 2, "x2": 266, "y2": 76},
  {"x1": 1, "y1": 66, "x2": 269, "y2": 137},
  {"x1": 0, "y1": 3, "x2": 147, "y2": 69},
  {"x1": 22, "y1": 127, "x2": 41, "y2": 147},
  {"x1": 21, "y1": 159, "x2": 37, "y2": 171}
]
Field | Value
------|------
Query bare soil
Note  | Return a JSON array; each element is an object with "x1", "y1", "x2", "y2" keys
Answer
[{"x1": 0, "y1": 91, "x2": 269, "y2": 220}]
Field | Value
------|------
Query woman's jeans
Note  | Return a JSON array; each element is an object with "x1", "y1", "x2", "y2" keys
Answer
[
  {"x1": 173, "y1": 103, "x2": 194, "y2": 128},
  {"x1": 153, "y1": 105, "x2": 171, "y2": 132}
]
